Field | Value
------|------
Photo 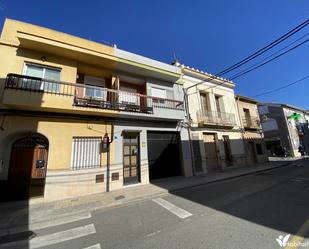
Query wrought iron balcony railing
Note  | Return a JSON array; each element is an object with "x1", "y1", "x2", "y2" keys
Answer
[
  {"x1": 5, "y1": 74, "x2": 184, "y2": 113},
  {"x1": 241, "y1": 116, "x2": 261, "y2": 129},
  {"x1": 196, "y1": 110, "x2": 236, "y2": 126}
]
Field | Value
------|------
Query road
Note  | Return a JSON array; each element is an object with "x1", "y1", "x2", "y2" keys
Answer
[{"x1": 1, "y1": 159, "x2": 309, "y2": 249}]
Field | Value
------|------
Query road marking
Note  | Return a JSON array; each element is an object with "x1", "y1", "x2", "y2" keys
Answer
[
  {"x1": 0, "y1": 212, "x2": 92, "y2": 236},
  {"x1": 152, "y1": 198, "x2": 192, "y2": 219},
  {"x1": 147, "y1": 230, "x2": 161, "y2": 237},
  {"x1": 1, "y1": 224, "x2": 96, "y2": 249},
  {"x1": 285, "y1": 218, "x2": 309, "y2": 249},
  {"x1": 84, "y1": 243, "x2": 102, "y2": 249}
]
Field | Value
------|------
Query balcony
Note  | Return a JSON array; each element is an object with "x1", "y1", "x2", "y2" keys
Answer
[
  {"x1": 196, "y1": 110, "x2": 236, "y2": 127},
  {"x1": 241, "y1": 116, "x2": 261, "y2": 129},
  {"x1": 4, "y1": 74, "x2": 184, "y2": 115}
]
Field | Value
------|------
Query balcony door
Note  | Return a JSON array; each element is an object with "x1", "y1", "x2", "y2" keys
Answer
[
  {"x1": 243, "y1": 108, "x2": 251, "y2": 127},
  {"x1": 23, "y1": 64, "x2": 60, "y2": 92},
  {"x1": 119, "y1": 86, "x2": 139, "y2": 106},
  {"x1": 200, "y1": 93, "x2": 210, "y2": 112},
  {"x1": 84, "y1": 75, "x2": 106, "y2": 100}
]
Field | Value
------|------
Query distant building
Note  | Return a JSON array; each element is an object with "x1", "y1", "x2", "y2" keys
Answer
[
  {"x1": 235, "y1": 95, "x2": 268, "y2": 164},
  {"x1": 257, "y1": 103, "x2": 309, "y2": 157}
]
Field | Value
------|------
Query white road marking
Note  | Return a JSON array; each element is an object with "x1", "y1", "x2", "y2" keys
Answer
[
  {"x1": 152, "y1": 198, "x2": 193, "y2": 219},
  {"x1": 147, "y1": 230, "x2": 161, "y2": 237},
  {"x1": 84, "y1": 243, "x2": 102, "y2": 249},
  {"x1": 0, "y1": 212, "x2": 92, "y2": 236},
  {"x1": 1, "y1": 224, "x2": 96, "y2": 249}
]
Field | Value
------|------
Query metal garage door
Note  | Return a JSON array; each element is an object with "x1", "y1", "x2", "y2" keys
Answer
[{"x1": 147, "y1": 131, "x2": 182, "y2": 180}]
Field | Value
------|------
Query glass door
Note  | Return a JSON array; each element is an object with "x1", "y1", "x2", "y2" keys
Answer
[{"x1": 123, "y1": 133, "x2": 140, "y2": 185}]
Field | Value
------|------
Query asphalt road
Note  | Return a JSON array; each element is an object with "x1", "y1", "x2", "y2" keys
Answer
[{"x1": 1, "y1": 159, "x2": 309, "y2": 249}]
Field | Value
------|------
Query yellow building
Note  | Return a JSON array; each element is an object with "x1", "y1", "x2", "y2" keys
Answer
[{"x1": 0, "y1": 19, "x2": 189, "y2": 202}]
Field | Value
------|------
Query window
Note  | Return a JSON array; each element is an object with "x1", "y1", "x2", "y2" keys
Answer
[
  {"x1": 71, "y1": 137, "x2": 102, "y2": 170},
  {"x1": 200, "y1": 92, "x2": 210, "y2": 112},
  {"x1": 119, "y1": 86, "x2": 139, "y2": 105},
  {"x1": 24, "y1": 64, "x2": 61, "y2": 92},
  {"x1": 151, "y1": 87, "x2": 167, "y2": 106},
  {"x1": 84, "y1": 75, "x2": 106, "y2": 100},
  {"x1": 243, "y1": 108, "x2": 251, "y2": 126},
  {"x1": 215, "y1": 95, "x2": 222, "y2": 113},
  {"x1": 262, "y1": 119, "x2": 278, "y2": 131},
  {"x1": 256, "y1": 143, "x2": 263, "y2": 155}
]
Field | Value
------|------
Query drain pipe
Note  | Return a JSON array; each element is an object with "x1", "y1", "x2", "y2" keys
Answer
[
  {"x1": 183, "y1": 87, "x2": 196, "y2": 176},
  {"x1": 105, "y1": 124, "x2": 114, "y2": 192}
]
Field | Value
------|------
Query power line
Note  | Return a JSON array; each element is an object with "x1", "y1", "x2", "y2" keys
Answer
[
  {"x1": 252, "y1": 75, "x2": 309, "y2": 97},
  {"x1": 185, "y1": 18, "x2": 309, "y2": 91},
  {"x1": 230, "y1": 37, "x2": 309, "y2": 80},
  {"x1": 227, "y1": 32, "x2": 309, "y2": 80},
  {"x1": 216, "y1": 19, "x2": 309, "y2": 77}
]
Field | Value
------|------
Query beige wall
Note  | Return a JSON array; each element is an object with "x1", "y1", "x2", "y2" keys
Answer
[
  {"x1": 183, "y1": 74, "x2": 241, "y2": 128},
  {"x1": 236, "y1": 98, "x2": 260, "y2": 126}
]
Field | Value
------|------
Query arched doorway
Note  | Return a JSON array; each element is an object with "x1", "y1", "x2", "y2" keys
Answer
[{"x1": 8, "y1": 133, "x2": 49, "y2": 200}]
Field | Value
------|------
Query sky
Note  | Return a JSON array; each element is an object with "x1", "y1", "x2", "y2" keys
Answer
[{"x1": 0, "y1": 0, "x2": 308, "y2": 108}]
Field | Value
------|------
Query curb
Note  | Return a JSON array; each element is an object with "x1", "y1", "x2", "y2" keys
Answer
[
  {"x1": 0, "y1": 161, "x2": 294, "y2": 213},
  {"x1": 170, "y1": 162, "x2": 292, "y2": 194}
]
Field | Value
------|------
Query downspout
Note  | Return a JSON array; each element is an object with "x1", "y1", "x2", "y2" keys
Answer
[
  {"x1": 183, "y1": 87, "x2": 195, "y2": 176},
  {"x1": 174, "y1": 63, "x2": 195, "y2": 176},
  {"x1": 236, "y1": 96, "x2": 247, "y2": 163},
  {"x1": 106, "y1": 123, "x2": 114, "y2": 192}
]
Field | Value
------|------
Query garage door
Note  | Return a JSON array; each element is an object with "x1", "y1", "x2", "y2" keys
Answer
[{"x1": 147, "y1": 131, "x2": 182, "y2": 180}]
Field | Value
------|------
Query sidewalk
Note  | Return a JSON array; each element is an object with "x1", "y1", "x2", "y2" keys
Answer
[{"x1": 0, "y1": 159, "x2": 300, "y2": 231}]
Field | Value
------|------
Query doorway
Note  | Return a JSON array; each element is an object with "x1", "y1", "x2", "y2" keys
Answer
[
  {"x1": 247, "y1": 142, "x2": 257, "y2": 165},
  {"x1": 123, "y1": 132, "x2": 140, "y2": 185},
  {"x1": 147, "y1": 131, "x2": 182, "y2": 180},
  {"x1": 203, "y1": 133, "x2": 220, "y2": 171},
  {"x1": 8, "y1": 134, "x2": 48, "y2": 200}
]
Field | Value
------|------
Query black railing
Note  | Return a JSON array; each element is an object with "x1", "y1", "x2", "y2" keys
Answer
[{"x1": 5, "y1": 74, "x2": 184, "y2": 113}]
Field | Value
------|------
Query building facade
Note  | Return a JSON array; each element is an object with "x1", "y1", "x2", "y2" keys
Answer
[
  {"x1": 181, "y1": 65, "x2": 247, "y2": 174},
  {"x1": 258, "y1": 103, "x2": 309, "y2": 157},
  {"x1": 235, "y1": 95, "x2": 268, "y2": 164},
  {"x1": 0, "y1": 19, "x2": 192, "y2": 201}
]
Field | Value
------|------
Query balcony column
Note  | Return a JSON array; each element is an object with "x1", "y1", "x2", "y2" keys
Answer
[
  {"x1": 208, "y1": 92, "x2": 217, "y2": 112},
  {"x1": 111, "y1": 76, "x2": 120, "y2": 105},
  {"x1": 111, "y1": 76, "x2": 119, "y2": 90}
]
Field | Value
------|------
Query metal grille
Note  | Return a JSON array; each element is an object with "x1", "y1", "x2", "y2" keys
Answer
[
  {"x1": 13, "y1": 136, "x2": 48, "y2": 148},
  {"x1": 71, "y1": 137, "x2": 102, "y2": 170}
]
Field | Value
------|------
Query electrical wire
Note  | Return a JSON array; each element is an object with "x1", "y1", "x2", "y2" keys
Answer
[
  {"x1": 185, "y1": 18, "x2": 309, "y2": 91},
  {"x1": 216, "y1": 19, "x2": 309, "y2": 77},
  {"x1": 228, "y1": 32, "x2": 309, "y2": 79},
  {"x1": 252, "y1": 75, "x2": 309, "y2": 97},
  {"x1": 230, "y1": 38, "x2": 309, "y2": 80}
]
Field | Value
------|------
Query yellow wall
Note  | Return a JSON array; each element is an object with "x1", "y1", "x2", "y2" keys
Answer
[
  {"x1": 0, "y1": 41, "x2": 118, "y2": 116},
  {"x1": 0, "y1": 19, "x2": 116, "y2": 62},
  {"x1": 0, "y1": 115, "x2": 113, "y2": 176}
]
